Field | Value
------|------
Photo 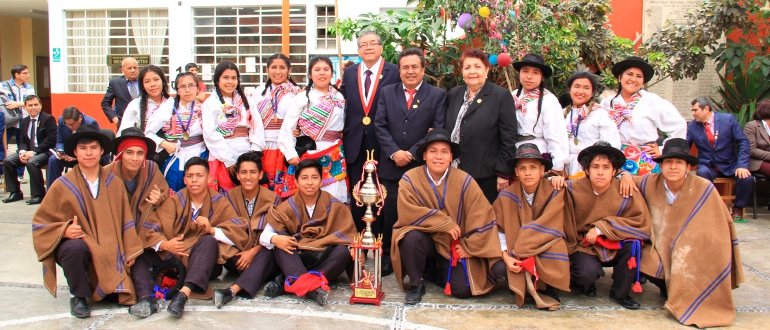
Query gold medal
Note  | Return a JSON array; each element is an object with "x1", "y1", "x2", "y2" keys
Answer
[
  {"x1": 362, "y1": 116, "x2": 371, "y2": 125},
  {"x1": 574, "y1": 137, "x2": 579, "y2": 145},
  {"x1": 183, "y1": 132, "x2": 190, "y2": 140}
]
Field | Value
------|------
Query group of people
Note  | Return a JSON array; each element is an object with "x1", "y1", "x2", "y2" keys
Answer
[{"x1": 15, "y1": 29, "x2": 751, "y2": 327}]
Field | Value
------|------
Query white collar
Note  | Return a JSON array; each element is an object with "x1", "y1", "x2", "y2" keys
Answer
[
  {"x1": 404, "y1": 82, "x2": 423, "y2": 91},
  {"x1": 425, "y1": 166, "x2": 450, "y2": 186}
]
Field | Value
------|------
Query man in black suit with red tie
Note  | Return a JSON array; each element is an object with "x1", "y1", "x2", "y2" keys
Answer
[
  {"x1": 374, "y1": 48, "x2": 446, "y2": 275},
  {"x1": 340, "y1": 31, "x2": 401, "y2": 249},
  {"x1": 3, "y1": 95, "x2": 57, "y2": 204},
  {"x1": 101, "y1": 57, "x2": 139, "y2": 127}
]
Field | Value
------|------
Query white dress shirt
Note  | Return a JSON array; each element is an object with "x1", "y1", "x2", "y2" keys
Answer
[{"x1": 359, "y1": 57, "x2": 383, "y2": 104}]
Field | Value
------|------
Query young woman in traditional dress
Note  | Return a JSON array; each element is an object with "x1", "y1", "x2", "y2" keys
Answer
[
  {"x1": 203, "y1": 61, "x2": 266, "y2": 192},
  {"x1": 118, "y1": 65, "x2": 170, "y2": 135},
  {"x1": 276, "y1": 57, "x2": 348, "y2": 202},
  {"x1": 251, "y1": 54, "x2": 302, "y2": 191}
]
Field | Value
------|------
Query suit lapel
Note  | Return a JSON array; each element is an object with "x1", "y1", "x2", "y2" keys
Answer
[
  {"x1": 461, "y1": 82, "x2": 492, "y2": 119},
  {"x1": 758, "y1": 120, "x2": 770, "y2": 145},
  {"x1": 712, "y1": 113, "x2": 721, "y2": 149},
  {"x1": 394, "y1": 83, "x2": 408, "y2": 116},
  {"x1": 118, "y1": 78, "x2": 129, "y2": 100}
]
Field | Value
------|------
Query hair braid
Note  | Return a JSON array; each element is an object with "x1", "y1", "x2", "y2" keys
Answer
[{"x1": 609, "y1": 85, "x2": 622, "y2": 107}]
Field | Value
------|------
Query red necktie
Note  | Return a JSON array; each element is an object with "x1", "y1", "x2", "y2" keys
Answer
[
  {"x1": 405, "y1": 89, "x2": 417, "y2": 109},
  {"x1": 705, "y1": 122, "x2": 715, "y2": 147}
]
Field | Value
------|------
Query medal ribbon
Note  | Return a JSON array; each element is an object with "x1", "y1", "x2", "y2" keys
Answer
[
  {"x1": 173, "y1": 101, "x2": 195, "y2": 136},
  {"x1": 356, "y1": 58, "x2": 385, "y2": 119}
]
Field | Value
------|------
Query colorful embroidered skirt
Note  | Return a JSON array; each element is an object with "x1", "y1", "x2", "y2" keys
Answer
[
  {"x1": 621, "y1": 144, "x2": 660, "y2": 176},
  {"x1": 262, "y1": 148, "x2": 287, "y2": 192},
  {"x1": 274, "y1": 140, "x2": 348, "y2": 201},
  {"x1": 208, "y1": 159, "x2": 237, "y2": 193}
]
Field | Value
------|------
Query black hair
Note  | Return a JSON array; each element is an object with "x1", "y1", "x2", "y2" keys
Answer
[
  {"x1": 578, "y1": 152, "x2": 623, "y2": 178},
  {"x1": 184, "y1": 156, "x2": 210, "y2": 173},
  {"x1": 24, "y1": 94, "x2": 41, "y2": 105},
  {"x1": 609, "y1": 68, "x2": 645, "y2": 107},
  {"x1": 76, "y1": 137, "x2": 99, "y2": 147},
  {"x1": 214, "y1": 61, "x2": 250, "y2": 110},
  {"x1": 515, "y1": 65, "x2": 546, "y2": 131},
  {"x1": 563, "y1": 71, "x2": 600, "y2": 116},
  {"x1": 262, "y1": 54, "x2": 298, "y2": 96},
  {"x1": 294, "y1": 159, "x2": 322, "y2": 179},
  {"x1": 171, "y1": 72, "x2": 200, "y2": 111},
  {"x1": 11, "y1": 64, "x2": 28, "y2": 78},
  {"x1": 185, "y1": 63, "x2": 199, "y2": 72},
  {"x1": 138, "y1": 65, "x2": 170, "y2": 131},
  {"x1": 236, "y1": 151, "x2": 264, "y2": 173},
  {"x1": 398, "y1": 48, "x2": 426, "y2": 68},
  {"x1": 304, "y1": 57, "x2": 339, "y2": 108},
  {"x1": 62, "y1": 106, "x2": 82, "y2": 121},
  {"x1": 753, "y1": 100, "x2": 770, "y2": 120}
]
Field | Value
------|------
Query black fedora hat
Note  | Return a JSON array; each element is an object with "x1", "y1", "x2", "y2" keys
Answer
[
  {"x1": 506, "y1": 143, "x2": 553, "y2": 171},
  {"x1": 415, "y1": 128, "x2": 461, "y2": 160},
  {"x1": 295, "y1": 136, "x2": 317, "y2": 158},
  {"x1": 63, "y1": 124, "x2": 113, "y2": 158},
  {"x1": 513, "y1": 53, "x2": 553, "y2": 79},
  {"x1": 578, "y1": 140, "x2": 626, "y2": 170},
  {"x1": 611, "y1": 56, "x2": 654, "y2": 83},
  {"x1": 653, "y1": 138, "x2": 699, "y2": 166},
  {"x1": 112, "y1": 127, "x2": 156, "y2": 159},
  {"x1": 153, "y1": 257, "x2": 186, "y2": 300}
]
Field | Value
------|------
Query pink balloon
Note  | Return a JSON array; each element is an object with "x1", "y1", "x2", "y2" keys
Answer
[
  {"x1": 489, "y1": 21, "x2": 497, "y2": 29},
  {"x1": 458, "y1": 13, "x2": 472, "y2": 29},
  {"x1": 498, "y1": 53, "x2": 511, "y2": 67}
]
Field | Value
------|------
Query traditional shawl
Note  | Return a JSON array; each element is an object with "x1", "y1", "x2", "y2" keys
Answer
[
  {"x1": 566, "y1": 177, "x2": 651, "y2": 261},
  {"x1": 492, "y1": 178, "x2": 576, "y2": 310},
  {"x1": 141, "y1": 187, "x2": 249, "y2": 265},
  {"x1": 392, "y1": 166, "x2": 500, "y2": 295},
  {"x1": 636, "y1": 173, "x2": 744, "y2": 327},
  {"x1": 222, "y1": 185, "x2": 282, "y2": 248},
  {"x1": 104, "y1": 160, "x2": 170, "y2": 245},
  {"x1": 256, "y1": 82, "x2": 302, "y2": 127},
  {"x1": 298, "y1": 89, "x2": 345, "y2": 140},
  {"x1": 267, "y1": 190, "x2": 356, "y2": 251},
  {"x1": 32, "y1": 166, "x2": 143, "y2": 305}
]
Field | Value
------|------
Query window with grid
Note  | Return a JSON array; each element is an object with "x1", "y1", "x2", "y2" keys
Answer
[
  {"x1": 64, "y1": 9, "x2": 170, "y2": 92},
  {"x1": 316, "y1": 6, "x2": 336, "y2": 51},
  {"x1": 193, "y1": 6, "x2": 308, "y2": 91}
]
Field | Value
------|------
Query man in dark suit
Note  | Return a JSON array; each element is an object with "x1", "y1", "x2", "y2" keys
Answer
[
  {"x1": 2, "y1": 95, "x2": 57, "y2": 204},
  {"x1": 340, "y1": 31, "x2": 401, "y2": 234},
  {"x1": 101, "y1": 57, "x2": 139, "y2": 127},
  {"x1": 46, "y1": 106, "x2": 102, "y2": 189},
  {"x1": 687, "y1": 96, "x2": 752, "y2": 221},
  {"x1": 373, "y1": 48, "x2": 446, "y2": 275}
]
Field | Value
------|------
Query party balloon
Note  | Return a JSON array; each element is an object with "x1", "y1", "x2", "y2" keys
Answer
[
  {"x1": 497, "y1": 53, "x2": 511, "y2": 67},
  {"x1": 495, "y1": 32, "x2": 502, "y2": 39},
  {"x1": 489, "y1": 21, "x2": 496, "y2": 29},
  {"x1": 479, "y1": 6, "x2": 490, "y2": 18},
  {"x1": 458, "y1": 13, "x2": 473, "y2": 29},
  {"x1": 489, "y1": 54, "x2": 499, "y2": 66}
]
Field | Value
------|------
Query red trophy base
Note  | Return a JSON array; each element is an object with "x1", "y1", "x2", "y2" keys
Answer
[{"x1": 349, "y1": 283, "x2": 385, "y2": 306}]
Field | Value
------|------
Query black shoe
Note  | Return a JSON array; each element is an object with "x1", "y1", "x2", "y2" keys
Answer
[
  {"x1": 582, "y1": 284, "x2": 596, "y2": 297},
  {"x1": 305, "y1": 287, "x2": 329, "y2": 306},
  {"x1": 639, "y1": 276, "x2": 648, "y2": 284},
  {"x1": 26, "y1": 196, "x2": 44, "y2": 205},
  {"x1": 609, "y1": 290, "x2": 641, "y2": 310},
  {"x1": 404, "y1": 281, "x2": 426, "y2": 305},
  {"x1": 129, "y1": 297, "x2": 160, "y2": 318},
  {"x1": 2, "y1": 192, "x2": 23, "y2": 203},
  {"x1": 70, "y1": 297, "x2": 90, "y2": 318},
  {"x1": 538, "y1": 286, "x2": 560, "y2": 303},
  {"x1": 264, "y1": 275, "x2": 286, "y2": 298},
  {"x1": 214, "y1": 288, "x2": 233, "y2": 308},
  {"x1": 381, "y1": 261, "x2": 394, "y2": 277},
  {"x1": 167, "y1": 291, "x2": 188, "y2": 317}
]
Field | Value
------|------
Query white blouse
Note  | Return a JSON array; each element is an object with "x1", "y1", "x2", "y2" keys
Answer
[
  {"x1": 565, "y1": 105, "x2": 622, "y2": 154},
  {"x1": 202, "y1": 94, "x2": 266, "y2": 167},
  {"x1": 600, "y1": 90, "x2": 686, "y2": 147},
  {"x1": 144, "y1": 99, "x2": 206, "y2": 170},
  {"x1": 278, "y1": 88, "x2": 345, "y2": 161},
  {"x1": 513, "y1": 89, "x2": 569, "y2": 171},
  {"x1": 250, "y1": 83, "x2": 300, "y2": 148},
  {"x1": 118, "y1": 97, "x2": 165, "y2": 135}
]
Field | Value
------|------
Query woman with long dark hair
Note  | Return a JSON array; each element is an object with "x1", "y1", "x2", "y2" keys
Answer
[
  {"x1": 119, "y1": 65, "x2": 170, "y2": 135},
  {"x1": 276, "y1": 56, "x2": 348, "y2": 202},
  {"x1": 251, "y1": 54, "x2": 301, "y2": 191},
  {"x1": 203, "y1": 61, "x2": 266, "y2": 192}
]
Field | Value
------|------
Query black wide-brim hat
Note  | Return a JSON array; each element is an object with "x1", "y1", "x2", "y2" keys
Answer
[
  {"x1": 653, "y1": 138, "x2": 699, "y2": 166},
  {"x1": 63, "y1": 124, "x2": 113, "y2": 158},
  {"x1": 112, "y1": 127, "x2": 156, "y2": 159},
  {"x1": 578, "y1": 140, "x2": 626, "y2": 170},
  {"x1": 415, "y1": 128, "x2": 461, "y2": 160},
  {"x1": 296, "y1": 136, "x2": 317, "y2": 157},
  {"x1": 513, "y1": 53, "x2": 553, "y2": 79},
  {"x1": 153, "y1": 257, "x2": 186, "y2": 299},
  {"x1": 611, "y1": 56, "x2": 654, "y2": 83},
  {"x1": 505, "y1": 143, "x2": 553, "y2": 171}
]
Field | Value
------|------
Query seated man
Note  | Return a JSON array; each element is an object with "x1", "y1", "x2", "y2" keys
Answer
[
  {"x1": 261, "y1": 159, "x2": 357, "y2": 306},
  {"x1": 491, "y1": 143, "x2": 575, "y2": 311},
  {"x1": 103, "y1": 127, "x2": 170, "y2": 318},
  {"x1": 636, "y1": 138, "x2": 744, "y2": 327},
  {"x1": 566, "y1": 141, "x2": 650, "y2": 309},
  {"x1": 32, "y1": 125, "x2": 142, "y2": 318},
  {"x1": 47, "y1": 106, "x2": 102, "y2": 189},
  {"x1": 393, "y1": 128, "x2": 500, "y2": 305},
  {"x1": 687, "y1": 97, "x2": 752, "y2": 221},
  {"x1": 141, "y1": 157, "x2": 249, "y2": 318},
  {"x1": 214, "y1": 151, "x2": 282, "y2": 308}
]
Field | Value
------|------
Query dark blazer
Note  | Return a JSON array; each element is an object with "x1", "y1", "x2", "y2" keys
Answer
[
  {"x1": 374, "y1": 82, "x2": 447, "y2": 180},
  {"x1": 686, "y1": 112, "x2": 750, "y2": 175},
  {"x1": 19, "y1": 112, "x2": 57, "y2": 155},
  {"x1": 742, "y1": 119, "x2": 770, "y2": 172},
  {"x1": 55, "y1": 114, "x2": 100, "y2": 151},
  {"x1": 445, "y1": 82, "x2": 518, "y2": 178},
  {"x1": 101, "y1": 76, "x2": 134, "y2": 121},
  {"x1": 340, "y1": 60, "x2": 401, "y2": 164}
]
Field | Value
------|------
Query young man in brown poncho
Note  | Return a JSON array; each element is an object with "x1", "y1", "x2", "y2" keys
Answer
[
  {"x1": 392, "y1": 128, "x2": 500, "y2": 305},
  {"x1": 634, "y1": 138, "x2": 744, "y2": 327},
  {"x1": 32, "y1": 125, "x2": 142, "y2": 318},
  {"x1": 566, "y1": 141, "x2": 650, "y2": 309},
  {"x1": 213, "y1": 151, "x2": 283, "y2": 308},
  {"x1": 262, "y1": 159, "x2": 358, "y2": 306},
  {"x1": 140, "y1": 157, "x2": 249, "y2": 317},
  {"x1": 491, "y1": 143, "x2": 575, "y2": 310}
]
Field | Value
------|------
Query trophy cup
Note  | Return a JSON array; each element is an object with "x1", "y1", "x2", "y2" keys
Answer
[{"x1": 350, "y1": 150, "x2": 387, "y2": 305}]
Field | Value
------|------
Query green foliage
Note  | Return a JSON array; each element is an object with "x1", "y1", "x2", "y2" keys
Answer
[{"x1": 712, "y1": 69, "x2": 770, "y2": 128}]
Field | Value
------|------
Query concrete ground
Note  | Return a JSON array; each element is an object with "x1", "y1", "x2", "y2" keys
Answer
[{"x1": 1, "y1": 178, "x2": 769, "y2": 329}]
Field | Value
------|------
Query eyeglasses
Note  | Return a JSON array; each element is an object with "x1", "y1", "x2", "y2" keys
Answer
[
  {"x1": 358, "y1": 42, "x2": 381, "y2": 49},
  {"x1": 177, "y1": 83, "x2": 198, "y2": 91}
]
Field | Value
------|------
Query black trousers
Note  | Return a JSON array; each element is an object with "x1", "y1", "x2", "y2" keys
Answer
[
  {"x1": 378, "y1": 178, "x2": 400, "y2": 263},
  {"x1": 272, "y1": 245, "x2": 351, "y2": 281},
  {"x1": 3, "y1": 152, "x2": 48, "y2": 196},
  {"x1": 474, "y1": 176, "x2": 499, "y2": 204},
  {"x1": 210, "y1": 248, "x2": 277, "y2": 298},
  {"x1": 184, "y1": 235, "x2": 219, "y2": 291},
  {"x1": 6, "y1": 127, "x2": 23, "y2": 177},
  {"x1": 55, "y1": 238, "x2": 92, "y2": 298},
  {"x1": 570, "y1": 243, "x2": 635, "y2": 298},
  {"x1": 130, "y1": 249, "x2": 164, "y2": 299},
  {"x1": 398, "y1": 230, "x2": 472, "y2": 299}
]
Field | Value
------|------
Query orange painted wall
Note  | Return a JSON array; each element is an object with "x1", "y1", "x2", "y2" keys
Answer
[
  {"x1": 51, "y1": 93, "x2": 115, "y2": 131},
  {"x1": 608, "y1": 0, "x2": 643, "y2": 43}
]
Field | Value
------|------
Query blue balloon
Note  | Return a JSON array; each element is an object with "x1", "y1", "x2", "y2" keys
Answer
[{"x1": 489, "y1": 54, "x2": 499, "y2": 66}]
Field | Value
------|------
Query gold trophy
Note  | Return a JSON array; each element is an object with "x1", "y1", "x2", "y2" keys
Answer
[{"x1": 350, "y1": 150, "x2": 387, "y2": 305}]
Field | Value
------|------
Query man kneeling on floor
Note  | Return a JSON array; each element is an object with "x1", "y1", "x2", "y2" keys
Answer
[
  {"x1": 32, "y1": 125, "x2": 143, "y2": 318},
  {"x1": 392, "y1": 128, "x2": 500, "y2": 305}
]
